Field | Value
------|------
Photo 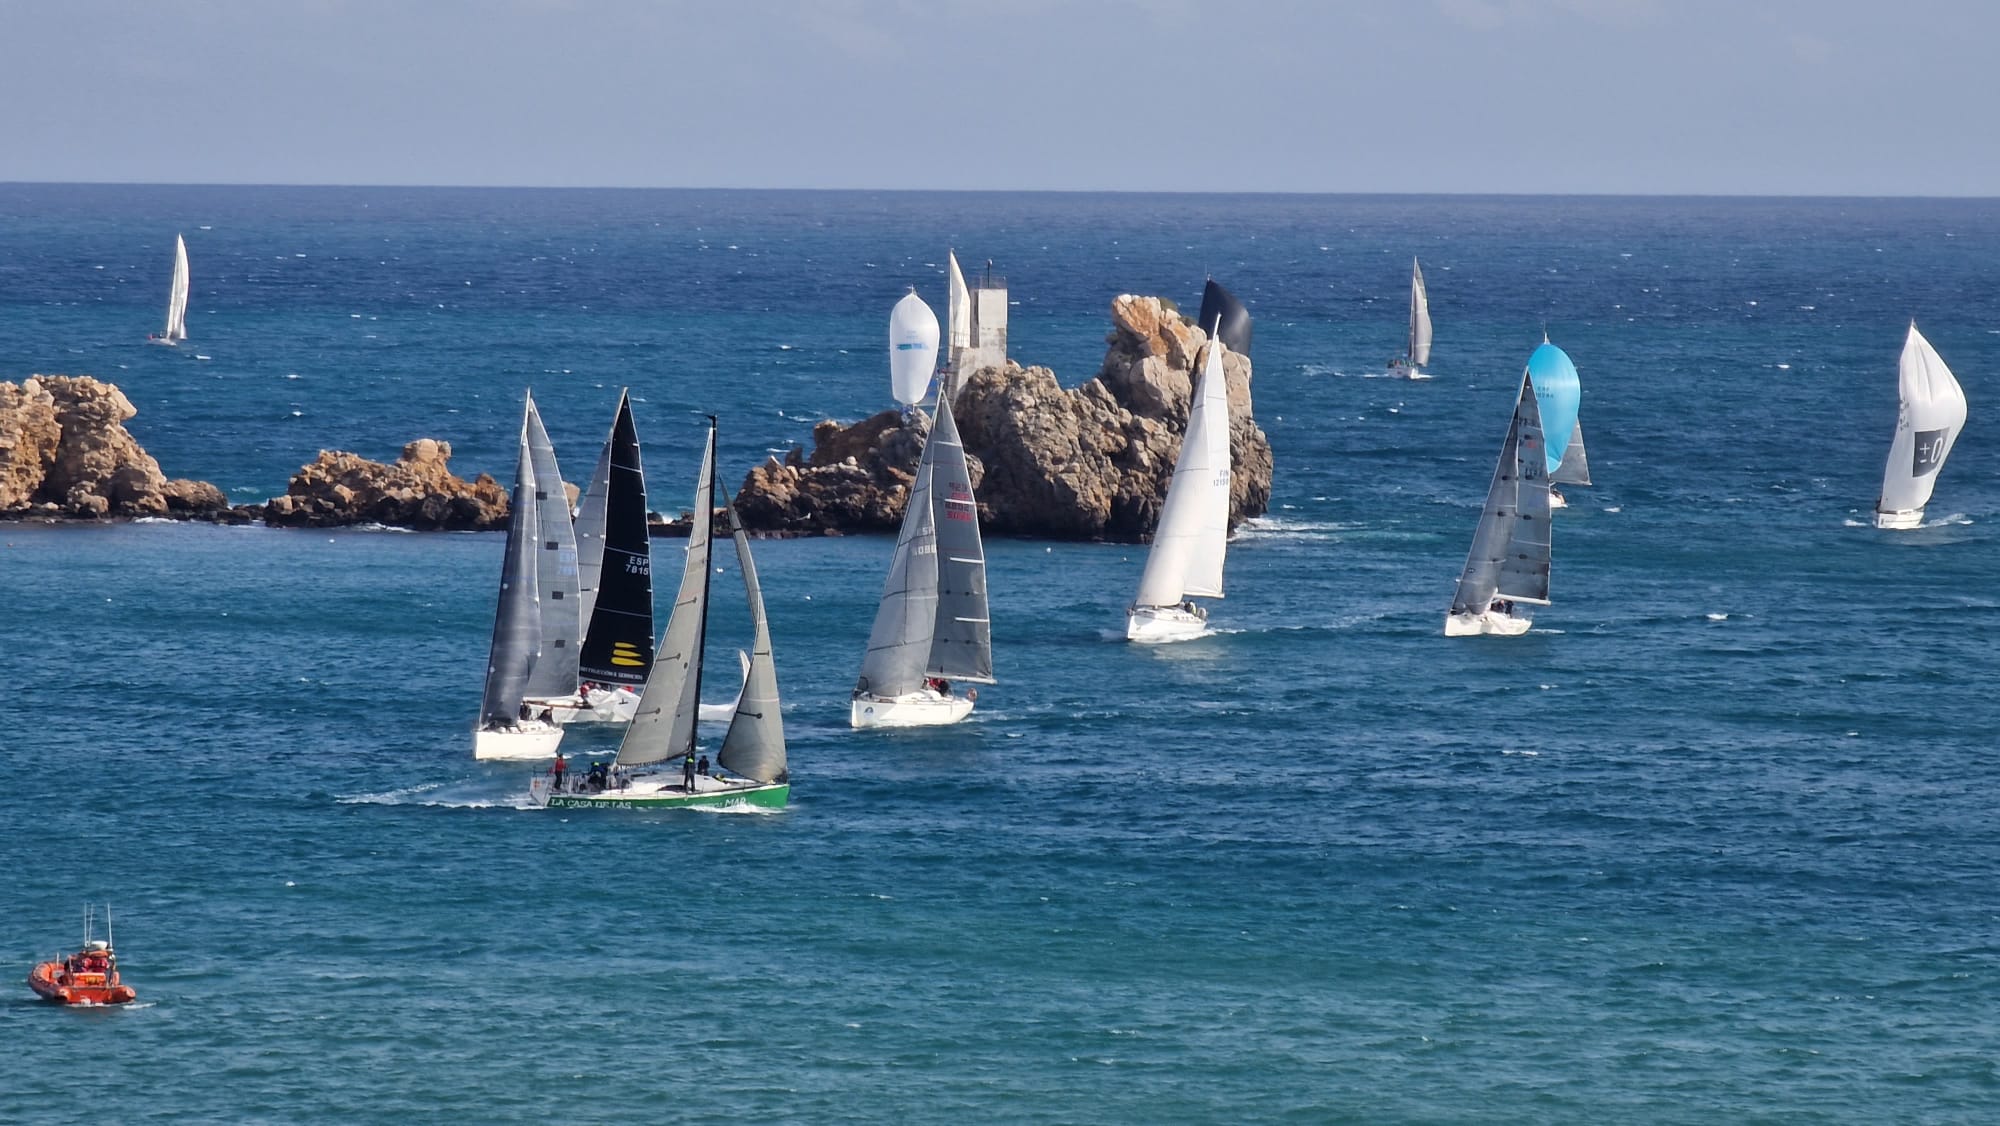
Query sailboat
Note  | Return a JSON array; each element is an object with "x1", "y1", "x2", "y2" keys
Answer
[
  {"x1": 518, "y1": 395, "x2": 586, "y2": 720},
  {"x1": 850, "y1": 392, "x2": 995, "y2": 727},
  {"x1": 1126, "y1": 327, "x2": 1232, "y2": 643},
  {"x1": 1875, "y1": 321, "x2": 1968, "y2": 529},
  {"x1": 1445, "y1": 353, "x2": 1552, "y2": 637},
  {"x1": 1390, "y1": 258, "x2": 1432, "y2": 379},
  {"x1": 559, "y1": 390, "x2": 655, "y2": 723},
  {"x1": 474, "y1": 403, "x2": 565, "y2": 760},
  {"x1": 530, "y1": 422, "x2": 790, "y2": 810},
  {"x1": 149, "y1": 234, "x2": 189, "y2": 345}
]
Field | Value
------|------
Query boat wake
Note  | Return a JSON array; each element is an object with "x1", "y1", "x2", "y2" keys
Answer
[
  {"x1": 339, "y1": 782, "x2": 534, "y2": 810},
  {"x1": 1234, "y1": 516, "x2": 1350, "y2": 541}
]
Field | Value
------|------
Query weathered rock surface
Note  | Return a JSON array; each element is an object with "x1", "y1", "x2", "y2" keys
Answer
[
  {"x1": 0, "y1": 375, "x2": 232, "y2": 519},
  {"x1": 732, "y1": 295, "x2": 1272, "y2": 540},
  {"x1": 263, "y1": 439, "x2": 511, "y2": 530}
]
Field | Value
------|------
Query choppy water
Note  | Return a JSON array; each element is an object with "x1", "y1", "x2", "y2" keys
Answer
[{"x1": 2, "y1": 186, "x2": 1997, "y2": 1123}]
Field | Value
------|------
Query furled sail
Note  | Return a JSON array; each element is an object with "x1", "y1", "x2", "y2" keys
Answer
[
  {"x1": 616, "y1": 428, "x2": 714, "y2": 767},
  {"x1": 1198, "y1": 279, "x2": 1253, "y2": 358},
  {"x1": 855, "y1": 415, "x2": 941, "y2": 699},
  {"x1": 1134, "y1": 338, "x2": 1232, "y2": 609},
  {"x1": 576, "y1": 392, "x2": 655, "y2": 687},
  {"x1": 717, "y1": 504, "x2": 788, "y2": 784},
  {"x1": 1450, "y1": 373, "x2": 1552, "y2": 615},
  {"x1": 1409, "y1": 259, "x2": 1432, "y2": 367},
  {"x1": 1877, "y1": 322, "x2": 1968, "y2": 522},
  {"x1": 164, "y1": 234, "x2": 190, "y2": 342},
  {"x1": 479, "y1": 424, "x2": 543, "y2": 729},
  {"x1": 1525, "y1": 340, "x2": 1580, "y2": 474},
  {"x1": 521, "y1": 396, "x2": 582, "y2": 699},
  {"x1": 925, "y1": 395, "x2": 994, "y2": 684},
  {"x1": 890, "y1": 290, "x2": 941, "y2": 407}
]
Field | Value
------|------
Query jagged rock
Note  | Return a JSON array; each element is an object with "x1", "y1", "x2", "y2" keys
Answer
[
  {"x1": 265, "y1": 439, "x2": 510, "y2": 530},
  {"x1": 732, "y1": 295, "x2": 1271, "y2": 540},
  {"x1": 0, "y1": 374, "x2": 226, "y2": 519},
  {"x1": 163, "y1": 479, "x2": 231, "y2": 514}
]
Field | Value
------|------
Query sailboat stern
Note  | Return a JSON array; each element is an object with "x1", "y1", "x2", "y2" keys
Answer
[
  {"x1": 849, "y1": 690, "x2": 976, "y2": 728},
  {"x1": 474, "y1": 723, "x2": 565, "y2": 761},
  {"x1": 1124, "y1": 602, "x2": 1211, "y2": 643}
]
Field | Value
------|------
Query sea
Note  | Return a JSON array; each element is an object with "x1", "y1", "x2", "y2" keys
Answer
[{"x1": 2, "y1": 185, "x2": 1997, "y2": 1124}]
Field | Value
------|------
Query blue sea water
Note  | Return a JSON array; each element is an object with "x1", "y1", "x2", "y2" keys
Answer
[{"x1": 2, "y1": 185, "x2": 1998, "y2": 1123}]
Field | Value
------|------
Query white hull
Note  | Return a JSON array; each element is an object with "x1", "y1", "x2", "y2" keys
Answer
[
  {"x1": 1548, "y1": 489, "x2": 1568, "y2": 510},
  {"x1": 850, "y1": 689, "x2": 975, "y2": 728},
  {"x1": 1444, "y1": 609, "x2": 1533, "y2": 637},
  {"x1": 1874, "y1": 508, "x2": 1925, "y2": 530},
  {"x1": 1125, "y1": 603, "x2": 1210, "y2": 643},
  {"x1": 1388, "y1": 360, "x2": 1430, "y2": 381},
  {"x1": 473, "y1": 722, "x2": 564, "y2": 761}
]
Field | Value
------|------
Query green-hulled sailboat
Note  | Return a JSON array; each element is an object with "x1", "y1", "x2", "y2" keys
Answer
[{"x1": 529, "y1": 421, "x2": 789, "y2": 811}]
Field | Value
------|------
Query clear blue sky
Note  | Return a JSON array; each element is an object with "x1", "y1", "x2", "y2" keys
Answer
[{"x1": 3, "y1": 0, "x2": 1993, "y2": 195}]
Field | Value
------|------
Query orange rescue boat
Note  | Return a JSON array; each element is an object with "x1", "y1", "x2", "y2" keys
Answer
[{"x1": 28, "y1": 907, "x2": 136, "y2": 1006}]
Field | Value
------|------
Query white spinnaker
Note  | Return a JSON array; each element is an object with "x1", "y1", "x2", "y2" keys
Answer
[
  {"x1": 889, "y1": 290, "x2": 940, "y2": 406},
  {"x1": 1878, "y1": 322, "x2": 1967, "y2": 517}
]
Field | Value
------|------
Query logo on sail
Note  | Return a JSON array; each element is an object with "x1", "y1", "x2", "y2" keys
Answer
[
  {"x1": 1912, "y1": 428, "x2": 1950, "y2": 476},
  {"x1": 610, "y1": 641, "x2": 646, "y2": 667}
]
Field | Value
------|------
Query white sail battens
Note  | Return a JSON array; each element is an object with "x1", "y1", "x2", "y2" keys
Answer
[{"x1": 1875, "y1": 322, "x2": 1967, "y2": 527}]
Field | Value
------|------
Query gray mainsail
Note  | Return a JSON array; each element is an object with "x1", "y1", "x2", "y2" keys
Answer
[
  {"x1": 1551, "y1": 419, "x2": 1592, "y2": 486},
  {"x1": 1450, "y1": 374, "x2": 1552, "y2": 616},
  {"x1": 615, "y1": 429, "x2": 715, "y2": 768},
  {"x1": 479, "y1": 425, "x2": 544, "y2": 729},
  {"x1": 925, "y1": 395, "x2": 994, "y2": 684},
  {"x1": 572, "y1": 412, "x2": 614, "y2": 631},
  {"x1": 522, "y1": 395, "x2": 581, "y2": 698},
  {"x1": 855, "y1": 415, "x2": 941, "y2": 699},
  {"x1": 717, "y1": 503, "x2": 788, "y2": 784}
]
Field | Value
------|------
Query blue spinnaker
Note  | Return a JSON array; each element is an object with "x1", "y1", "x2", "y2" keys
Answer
[{"x1": 1526, "y1": 341, "x2": 1580, "y2": 474}]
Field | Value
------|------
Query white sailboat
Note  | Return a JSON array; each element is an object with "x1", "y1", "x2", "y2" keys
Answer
[
  {"x1": 1445, "y1": 360, "x2": 1552, "y2": 637},
  {"x1": 474, "y1": 405, "x2": 565, "y2": 760},
  {"x1": 531, "y1": 422, "x2": 790, "y2": 810},
  {"x1": 1875, "y1": 322, "x2": 1968, "y2": 529},
  {"x1": 150, "y1": 234, "x2": 189, "y2": 345},
  {"x1": 1126, "y1": 330, "x2": 1232, "y2": 642},
  {"x1": 1390, "y1": 258, "x2": 1431, "y2": 379},
  {"x1": 850, "y1": 393, "x2": 995, "y2": 727}
]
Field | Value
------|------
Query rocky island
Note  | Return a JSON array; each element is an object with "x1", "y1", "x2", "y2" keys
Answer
[
  {"x1": 732, "y1": 294, "x2": 1273, "y2": 540},
  {"x1": 0, "y1": 375, "x2": 234, "y2": 520}
]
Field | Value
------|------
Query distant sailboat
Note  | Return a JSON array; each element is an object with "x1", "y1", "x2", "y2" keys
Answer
[
  {"x1": 850, "y1": 393, "x2": 995, "y2": 727},
  {"x1": 1875, "y1": 321, "x2": 1968, "y2": 529},
  {"x1": 474, "y1": 403, "x2": 565, "y2": 760},
  {"x1": 1445, "y1": 355, "x2": 1552, "y2": 637},
  {"x1": 1127, "y1": 329, "x2": 1232, "y2": 643},
  {"x1": 150, "y1": 234, "x2": 189, "y2": 345},
  {"x1": 531, "y1": 422, "x2": 790, "y2": 810},
  {"x1": 890, "y1": 289, "x2": 941, "y2": 408},
  {"x1": 1390, "y1": 258, "x2": 1432, "y2": 379}
]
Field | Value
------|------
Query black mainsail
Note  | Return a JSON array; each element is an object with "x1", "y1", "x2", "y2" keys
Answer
[{"x1": 576, "y1": 392, "x2": 655, "y2": 688}]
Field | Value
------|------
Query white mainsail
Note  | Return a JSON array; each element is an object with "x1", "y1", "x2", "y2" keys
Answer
[
  {"x1": 947, "y1": 250, "x2": 972, "y2": 354},
  {"x1": 1408, "y1": 258, "x2": 1431, "y2": 368},
  {"x1": 521, "y1": 395, "x2": 582, "y2": 700},
  {"x1": 1133, "y1": 336, "x2": 1232, "y2": 609},
  {"x1": 890, "y1": 290, "x2": 940, "y2": 407},
  {"x1": 163, "y1": 234, "x2": 190, "y2": 342},
  {"x1": 1876, "y1": 322, "x2": 1967, "y2": 527}
]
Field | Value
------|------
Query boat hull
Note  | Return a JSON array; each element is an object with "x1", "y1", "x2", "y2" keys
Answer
[
  {"x1": 1548, "y1": 488, "x2": 1568, "y2": 510},
  {"x1": 532, "y1": 774, "x2": 788, "y2": 811},
  {"x1": 473, "y1": 722, "x2": 564, "y2": 761},
  {"x1": 1444, "y1": 609, "x2": 1533, "y2": 637},
  {"x1": 850, "y1": 691, "x2": 975, "y2": 728},
  {"x1": 28, "y1": 962, "x2": 135, "y2": 1006},
  {"x1": 1874, "y1": 508, "x2": 1925, "y2": 530},
  {"x1": 1125, "y1": 604, "x2": 1210, "y2": 643}
]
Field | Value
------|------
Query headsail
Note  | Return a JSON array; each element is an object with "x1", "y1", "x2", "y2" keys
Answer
[
  {"x1": 855, "y1": 416, "x2": 941, "y2": 700},
  {"x1": 616, "y1": 427, "x2": 714, "y2": 767},
  {"x1": 1198, "y1": 279, "x2": 1253, "y2": 358},
  {"x1": 717, "y1": 504, "x2": 788, "y2": 784},
  {"x1": 890, "y1": 290, "x2": 941, "y2": 407},
  {"x1": 521, "y1": 396, "x2": 581, "y2": 699},
  {"x1": 164, "y1": 234, "x2": 190, "y2": 342},
  {"x1": 1134, "y1": 337, "x2": 1232, "y2": 609},
  {"x1": 925, "y1": 395, "x2": 994, "y2": 684},
  {"x1": 1450, "y1": 372, "x2": 1552, "y2": 616},
  {"x1": 1409, "y1": 258, "x2": 1432, "y2": 367},
  {"x1": 479, "y1": 423, "x2": 543, "y2": 729},
  {"x1": 1877, "y1": 322, "x2": 1967, "y2": 521},
  {"x1": 1551, "y1": 419, "x2": 1592, "y2": 486},
  {"x1": 576, "y1": 391, "x2": 655, "y2": 687},
  {"x1": 1526, "y1": 340, "x2": 1580, "y2": 475}
]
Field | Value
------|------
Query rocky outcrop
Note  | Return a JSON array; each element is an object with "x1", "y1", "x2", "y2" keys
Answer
[
  {"x1": 263, "y1": 439, "x2": 511, "y2": 530},
  {"x1": 732, "y1": 295, "x2": 1271, "y2": 541},
  {"x1": 0, "y1": 375, "x2": 233, "y2": 519}
]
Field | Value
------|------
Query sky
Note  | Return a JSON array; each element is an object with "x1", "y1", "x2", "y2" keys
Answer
[{"x1": 2, "y1": 0, "x2": 1995, "y2": 195}]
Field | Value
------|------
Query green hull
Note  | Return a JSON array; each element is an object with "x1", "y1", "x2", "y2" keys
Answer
[{"x1": 545, "y1": 782, "x2": 789, "y2": 811}]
